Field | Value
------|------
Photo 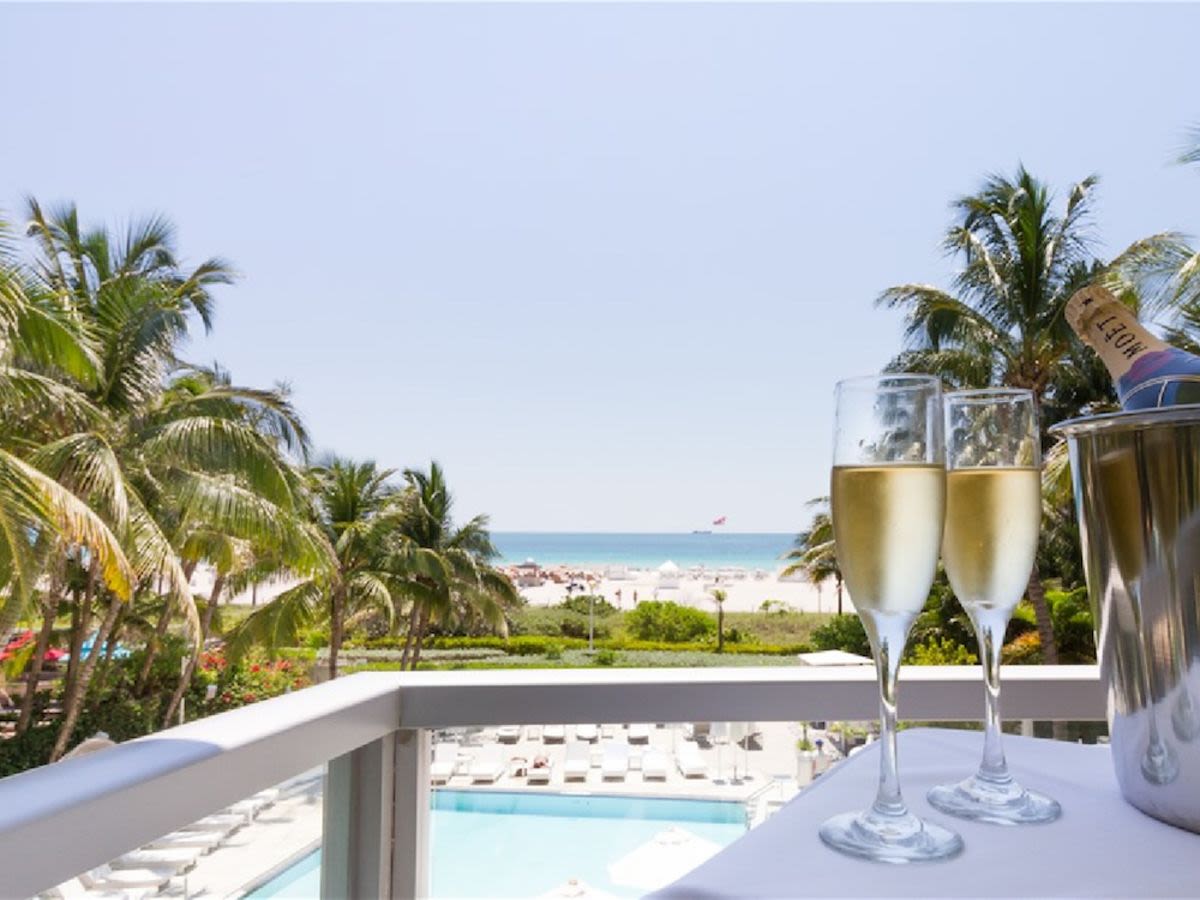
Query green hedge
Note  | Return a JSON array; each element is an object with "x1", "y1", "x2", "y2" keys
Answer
[{"x1": 424, "y1": 634, "x2": 811, "y2": 656}]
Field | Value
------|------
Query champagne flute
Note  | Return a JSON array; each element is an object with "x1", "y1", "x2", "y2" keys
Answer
[
  {"x1": 820, "y1": 374, "x2": 963, "y2": 863},
  {"x1": 926, "y1": 388, "x2": 1062, "y2": 824}
]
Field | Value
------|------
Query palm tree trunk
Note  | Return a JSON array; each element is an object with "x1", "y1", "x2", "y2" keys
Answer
[
  {"x1": 400, "y1": 603, "x2": 421, "y2": 670},
  {"x1": 328, "y1": 587, "x2": 345, "y2": 680},
  {"x1": 16, "y1": 590, "x2": 62, "y2": 736},
  {"x1": 62, "y1": 560, "x2": 98, "y2": 712},
  {"x1": 91, "y1": 604, "x2": 127, "y2": 696},
  {"x1": 136, "y1": 602, "x2": 174, "y2": 695},
  {"x1": 1027, "y1": 564, "x2": 1059, "y2": 665},
  {"x1": 162, "y1": 574, "x2": 223, "y2": 727},
  {"x1": 717, "y1": 605, "x2": 724, "y2": 653},
  {"x1": 50, "y1": 596, "x2": 121, "y2": 762},
  {"x1": 137, "y1": 561, "x2": 196, "y2": 694},
  {"x1": 836, "y1": 575, "x2": 843, "y2": 616},
  {"x1": 410, "y1": 607, "x2": 430, "y2": 670}
]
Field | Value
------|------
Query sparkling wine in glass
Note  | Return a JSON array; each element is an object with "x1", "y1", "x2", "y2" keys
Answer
[
  {"x1": 926, "y1": 388, "x2": 1062, "y2": 824},
  {"x1": 819, "y1": 374, "x2": 963, "y2": 863}
]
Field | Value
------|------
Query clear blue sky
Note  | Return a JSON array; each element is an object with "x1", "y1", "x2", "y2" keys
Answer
[{"x1": 2, "y1": 3, "x2": 1197, "y2": 532}]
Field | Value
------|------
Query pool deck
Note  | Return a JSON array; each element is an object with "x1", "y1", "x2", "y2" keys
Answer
[{"x1": 136, "y1": 721, "x2": 832, "y2": 898}]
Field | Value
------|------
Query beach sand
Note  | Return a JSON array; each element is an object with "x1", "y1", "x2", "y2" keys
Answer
[
  {"x1": 514, "y1": 569, "x2": 846, "y2": 615},
  {"x1": 212, "y1": 566, "x2": 849, "y2": 616}
]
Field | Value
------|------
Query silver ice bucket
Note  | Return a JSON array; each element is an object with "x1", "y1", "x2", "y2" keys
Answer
[{"x1": 1053, "y1": 405, "x2": 1200, "y2": 833}]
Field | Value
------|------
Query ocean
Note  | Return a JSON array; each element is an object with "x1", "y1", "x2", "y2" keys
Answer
[{"x1": 491, "y1": 532, "x2": 795, "y2": 571}]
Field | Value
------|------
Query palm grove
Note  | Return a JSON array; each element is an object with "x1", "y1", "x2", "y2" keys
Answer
[
  {"x1": 0, "y1": 201, "x2": 517, "y2": 767},
  {"x1": 789, "y1": 136, "x2": 1200, "y2": 664}
]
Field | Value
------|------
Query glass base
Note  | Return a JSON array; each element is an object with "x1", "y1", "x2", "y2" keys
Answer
[
  {"x1": 927, "y1": 774, "x2": 1061, "y2": 825},
  {"x1": 819, "y1": 809, "x2": 963, "y2": 864}
]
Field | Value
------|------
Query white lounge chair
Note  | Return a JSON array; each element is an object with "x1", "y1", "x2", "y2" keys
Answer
[
  {"x1": 180, "y1": 813, "x2": 244, "y2": 833},
  {"x1": 628, "y1": 723, "x2": 652, "y2": 744},
  {"x1": 601, "y1": 741, "x2": 629, "y2": 781},
  {"x1": 469, "y1": 745, "x2": 506, "y2": 783},
  {"x1": 642, "y1": 748, "x2": 670, "y2": 780},
  {"x1": 543, "y1": 724, "x2": 566, "y2": 743},
  {"x1": 431, "y1": 741, "x2": 460, "y2": 784},
  {"x1": 527, "y1": 761, "x2": 553, "y2": 785},
  {"x1": 146, "y1": 828, "x2": 226, "y2": 851},
  {"x1": 110, "y1": 845, "x2": 202, "y2": 874},
  {"x1": 49, "y1": 877, "x2": 156, "y2": 899},
  {"x1": 676, "y1": 741, "x2": 708, "y2": 779},
  {"x1": 575, "y1": 724, "x2": 599, "y2": 743},
  {"x1": 80, "y1": 863, "x2": 174, "y2": 892},
  {"x1": 497, "y1": 725, "x2": 522, "y2": 743},
  {"x1": 228, "y1": 787, "x2": 279, "y2": 821},
  {"x1": 563, "y1": 742, "x2": 590, "y2": 781}
]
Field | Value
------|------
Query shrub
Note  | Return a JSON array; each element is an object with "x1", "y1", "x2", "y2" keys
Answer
[
  {"x1": 908, "y1": 636, "x2": 977, "y2": 666},
  {"x1": 625, "y1": 601, "x2": 715, "y2": 643},
  {"x1": 301, "y1": 628, "x2": 331, "y2": 650},
  {"x1": 810, "y1": 615, "x2": 870, "y2": 657},
  {"x1": 557, "y1": 594, "x2": 618, "y2": 617},
  {"x1": 594, "y1": 649, "x2": 618, "y2": 666},
  {"x1": 1047, "y1": 587, "x2": 1096, "y2": 662},
  {"x1": 543, "y1": 641, "x2": 564, "y2": 661},
  {"x1": 1002, "y1": 630, "x2": 1042, "y2": 665}
]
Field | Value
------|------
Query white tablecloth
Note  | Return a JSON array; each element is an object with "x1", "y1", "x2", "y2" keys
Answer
[{"x1": 653, "y1": 729, "x2": 1200, "y2": 898}]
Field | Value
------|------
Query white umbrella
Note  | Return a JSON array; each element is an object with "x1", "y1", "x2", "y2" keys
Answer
[
  {"x1": 608, "y1": 826, "x2": 721, "y2": 892},
  {"x1": 657, "y1": 560, "x2": 681, "y2": 575},
  {"x1": 537, "y1": 878, "x2": 619, "y2": 899}
]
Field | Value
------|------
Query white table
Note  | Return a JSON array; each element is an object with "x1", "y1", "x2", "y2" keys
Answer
[{"x1": 654, "y1": 729, "x2": 1200, "y2": 898}]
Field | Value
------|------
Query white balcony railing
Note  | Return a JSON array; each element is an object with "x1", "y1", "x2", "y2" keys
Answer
[{"x1": 0, "y1": 665, "x2": 1106, "y2": 898}]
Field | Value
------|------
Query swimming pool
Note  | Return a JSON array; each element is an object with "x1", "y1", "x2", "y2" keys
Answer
[{"x1": 247, "y1": 790, "x2": 747, "y2": 898}]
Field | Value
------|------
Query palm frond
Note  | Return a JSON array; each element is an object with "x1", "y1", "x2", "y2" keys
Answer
[
  {"x1": 224, "y1": 578, "x2": 323, "y2": 661},
  {"x1": 0, "y1": 448, "x2": 133, "y2": 601},
  {"x1": 142, "y1": 416, "x2": 295, "y2": 509}
]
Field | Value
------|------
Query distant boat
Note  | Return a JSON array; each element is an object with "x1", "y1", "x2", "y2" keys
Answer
[{"x1": 691, "y1": 530, "x2": 712, "y2": 534}]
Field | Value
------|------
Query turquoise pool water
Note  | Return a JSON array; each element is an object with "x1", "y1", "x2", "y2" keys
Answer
[{"x1": 248, "y1": 790, "x2": 747, "y2": 898}]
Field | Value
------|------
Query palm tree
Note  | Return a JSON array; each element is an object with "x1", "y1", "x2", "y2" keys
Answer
[
  {"x1": 783, "y1": 497, "x2": 842, "y2": 614},
  {"x1": 710, "y1": 588, "x2": 727, "y2": 653},
  {"x1": 395, "y1": 461, "x2": 518, "y2": 671},
  {"x1": 228, "y1": 458, "x2": 409, "y2": 678},
  {"x1": 6, "y1": 200, "x2": 324, "y2": 758},
  {"x1": 877, "y1": 167, "x2": 1115, "y2": 663}
]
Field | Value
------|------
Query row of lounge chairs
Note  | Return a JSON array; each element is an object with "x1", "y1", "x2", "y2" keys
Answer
[
  {"x1": 431, "y1": 735, "x2": 710, "y2": 785},
  {"x1": 44, "y1": 788, "x2": 280, "y2": 899},
  {"x1": 495, "y1": 722, "x2": 654, "y2": 744}
]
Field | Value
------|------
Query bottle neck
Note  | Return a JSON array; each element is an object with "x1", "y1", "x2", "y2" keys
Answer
[{"x1": 1068, "y1": 291, "x2": 1167, "y2": 379}]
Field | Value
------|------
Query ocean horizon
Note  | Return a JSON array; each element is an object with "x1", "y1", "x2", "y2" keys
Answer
[{"x1": 492, "y1": 532, "x2": 795, "y2": 571}]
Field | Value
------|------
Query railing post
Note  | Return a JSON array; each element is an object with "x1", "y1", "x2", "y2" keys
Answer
[
  {"x1": 391, "y1": 728, "x2": 431, "y2": 898},
  {"x1": 322, "y1": 733, "x2": 398, "y2": 899}
]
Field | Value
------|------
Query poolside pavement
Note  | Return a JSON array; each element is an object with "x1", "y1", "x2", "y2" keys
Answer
[{"x1": 125, "y1": 721, "x2": 836, "y2": 898}]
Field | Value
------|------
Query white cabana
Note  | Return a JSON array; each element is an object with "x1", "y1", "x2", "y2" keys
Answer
[{"x1": 657, "y1": 560, "x2": 681, "y2": 589}]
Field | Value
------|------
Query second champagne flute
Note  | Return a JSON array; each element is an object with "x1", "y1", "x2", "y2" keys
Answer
[
  {"x1": 819, "y1": 374, "x2": 963, "y2": 863},
  {"x1": 926, "y1": 388, "x2": 1061, "y2": 824}
]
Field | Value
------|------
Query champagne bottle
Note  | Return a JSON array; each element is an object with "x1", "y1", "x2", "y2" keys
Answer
[{"x1": 1066, "y1": 285, "x2": 1200, "y2": 410}]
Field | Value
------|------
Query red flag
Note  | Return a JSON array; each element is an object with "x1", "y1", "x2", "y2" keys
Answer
[{"x1": 713, "y1": 515, "x2": 726, "y2": 526}]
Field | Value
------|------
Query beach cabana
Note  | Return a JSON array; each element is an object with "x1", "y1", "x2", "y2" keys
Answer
[
  {"x1": 657, "y1": 560, "x2": 681, "y2": 589},
  {"x1": 514, "y1": 559, "x2": 543, "y2": 587}
]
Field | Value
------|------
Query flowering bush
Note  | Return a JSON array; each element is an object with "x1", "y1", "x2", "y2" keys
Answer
[{"x1": 192, "y1": 649, "x2": 310, "y2": 713}]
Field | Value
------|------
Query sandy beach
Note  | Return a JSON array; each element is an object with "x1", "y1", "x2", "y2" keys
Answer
[{"x1": 510, "y1": 567, "x2": 843, "y2": 615}]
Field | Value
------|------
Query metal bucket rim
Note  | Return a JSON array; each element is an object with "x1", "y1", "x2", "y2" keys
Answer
[{"x1": 1050, "y1": 403, "x2": 1200, "y2": 437}]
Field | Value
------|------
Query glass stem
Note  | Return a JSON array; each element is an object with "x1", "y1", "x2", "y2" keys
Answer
[
  {"x1": 866, "y1": 611, "x2": 914, "y2": 819},
  {"x1": 973, "y1": 607, "x2": 1011, "y2": 785}
]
